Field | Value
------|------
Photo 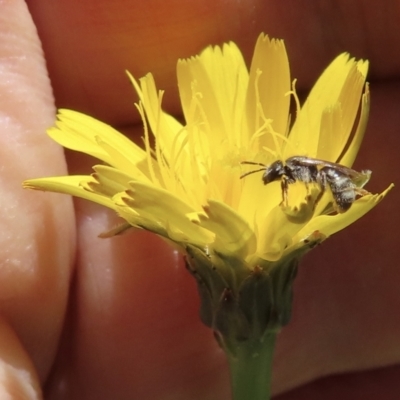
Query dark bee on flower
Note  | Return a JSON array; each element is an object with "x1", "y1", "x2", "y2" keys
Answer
[{"x1": 240, "y1": 156, "x2": 371, "y2": 213}]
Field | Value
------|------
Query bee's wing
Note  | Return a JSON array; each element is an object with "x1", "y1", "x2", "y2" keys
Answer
[{"x1": 288, "y1": 156, "x2": 371, "y2": 187}]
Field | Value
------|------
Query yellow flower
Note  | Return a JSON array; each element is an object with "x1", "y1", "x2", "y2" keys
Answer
[
  {"x1": 23, "y1": 35, "x2": 395, "y2": 398},
  {"x1": 23, "y1": 33, "x2": 392, "y2": 266}
]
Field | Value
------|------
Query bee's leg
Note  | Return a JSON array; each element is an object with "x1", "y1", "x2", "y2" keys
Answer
[
  {"x1": 314, "y1": 170, "x2": 327, "y2": 209},
  {"x1": 304, "y1": 180, "x2": 309, "y2": 194},
  {"x1": 322, "y1": 166, "x2": 365, "y2": 212},
  {"x1": 280, "y1": 175, "x2": 290, "y2": 206},
  {"x1": 334, "y1": 186, "x2": 369, "y2": 213},
  {"x1": 332, "y1": 187, "x2": 356, "y2": 213},
  {"x1": 331, "y1": 187, "x2": 369, "y2": 213},
  {"x1": 354, "y1": 187, "x2": 370, "y2": 197}
]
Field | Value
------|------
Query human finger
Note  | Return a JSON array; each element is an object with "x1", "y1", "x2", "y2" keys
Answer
[{"x1": 0, "y1": 0, "x2": 75, "y2": 386}]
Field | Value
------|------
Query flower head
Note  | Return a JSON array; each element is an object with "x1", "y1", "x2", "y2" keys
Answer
[
  {"x1": 23, "y1": 35, "x2": 394, "y2": 396},
  {"x1": 24, "y1": 34, "x2": 392, "y2": 267}
]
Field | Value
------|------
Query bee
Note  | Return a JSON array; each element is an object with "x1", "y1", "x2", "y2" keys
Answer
[{"x1": 240, "y1": 156, "x2": 371, "y2": 213}]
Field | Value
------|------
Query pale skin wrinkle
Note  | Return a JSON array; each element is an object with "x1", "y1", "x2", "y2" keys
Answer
[{"x1": 1, "y1": 0, "x2": 400, "y2": 399}]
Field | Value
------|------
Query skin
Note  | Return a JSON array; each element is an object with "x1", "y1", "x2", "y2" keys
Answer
[{"x1": 0, "y1": 0, "x2": 399, "y2": 398}]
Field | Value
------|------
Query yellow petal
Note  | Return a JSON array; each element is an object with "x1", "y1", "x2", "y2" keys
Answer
[
  {"x1": 23, "y1": 176, "x2": 115, "y2": 209},
  {"x1": 238, "y1": 173, "x2": 281, "y2": 230},
  {"x1": 48, "y1": 109, "x2": 146, "y2": 173},
  {"x1": 288, "y1": 54, "x2": 368, "y2": 160},
  {"x1": 130, "y1": 73, "x2": 204, "y2": 199},
  {"x1": 256, "y1": 187, "x2": 316, "y2": 261},
  {"x1": 338, "y1": 84, "x2": 370, "y2": 167},
  {"x1": 293, "y1": 184, "x2": 394, "y2": 240},
  {"x1": 316, "y1": 59, "x2": 369, "y2": 162},
  {"x1": 197, "y1": 200, "x2": 256, "y2": 258},
  {"x1": 82, "y1": 165, "x2": 133, "y2": 197},
  {"x1": 115, "y1": 181, "x2": 214, "y2": 246},
  {"x1": 128, "y1": 72, "x2": 185, "y2": 163},
  {"x1": 113, "y1": 204, "x2": 167, "y2": 237},
  {"x1": 94, "y1": 136, "x2": 154, "y2": 181},
  {"x1": 246, "y1": 34, "x2": 290, "y2": 152},
  {"x1": 177, "y1": 41, "x2": 249, "y2": 147}
]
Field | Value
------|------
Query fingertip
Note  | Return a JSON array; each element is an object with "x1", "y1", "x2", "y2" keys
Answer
[
  {"x1": 0, "y1": 364, "x2": 41, "y2": 400},
  {"x1": 0, "y1": 320, "x2": 42, "y2": 400}
]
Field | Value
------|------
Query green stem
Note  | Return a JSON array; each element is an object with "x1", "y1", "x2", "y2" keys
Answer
[{"x1": 226, "y1": 332, "x2": 277, "y2": 400}]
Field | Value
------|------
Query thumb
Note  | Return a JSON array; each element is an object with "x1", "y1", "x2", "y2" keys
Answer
[{"x1": 0, "y1": 319, "x2": 42, "y2": 399}]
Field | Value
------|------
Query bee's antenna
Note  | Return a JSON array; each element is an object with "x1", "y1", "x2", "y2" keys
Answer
[
  {"x1": 240, "y1": 161, "x2": 266, "y2": 167},
  {"x1": 240, "y1": 161, "x2": 267, "y2": 179},
  {"x1": 240, "y1": 167, "x2": 267, "y2": 179}
]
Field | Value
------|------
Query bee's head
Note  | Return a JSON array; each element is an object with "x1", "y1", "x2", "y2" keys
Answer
[{"x1": 262, "y1": 160, "x2": 285, "y2": 185}]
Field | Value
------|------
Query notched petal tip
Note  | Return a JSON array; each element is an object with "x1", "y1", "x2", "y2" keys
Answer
[
  {"x1": 198, "y1": 200, "x2": 256, "y2": 257},
  {"x1": 258, "y1": 234, "x2": 293, "y2": 262},
  {"x1": 281, "y1": 186, "x2": 320, "y2": 224},
  {"x1": 23, "y1": 176, "x2": 116, "y2": 209},
  {"x1": 117, "y1": 182, "x2": 215, "y2": 246},
  {"x1": 295, "y1": 184, "x2": 394, "y2": 241},
  {"x1": 22, "y1": 180, "x2": 43, "y2": 191}
]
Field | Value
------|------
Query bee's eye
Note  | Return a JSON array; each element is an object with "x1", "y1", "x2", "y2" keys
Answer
[{"x1": 262, "y1": 161, "x2": 284, "y2": 184}]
